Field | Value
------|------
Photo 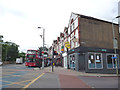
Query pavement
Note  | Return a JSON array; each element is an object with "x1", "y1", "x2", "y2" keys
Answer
[
  {"x1": 1, "y1": 64, "x2": 119, "y2": 89},
  {"x1": 32, "y1": 66, "x2": 119, "y2": 88},
  {"x1": 34, "y1": 66, "x2": 118, "y2": 77},
  {"x1": 2, "y1": 63, "x2": 118, "y2": 77},
  {"x1": 0, "y1": 66, "x2": 2, "y2": 90}
]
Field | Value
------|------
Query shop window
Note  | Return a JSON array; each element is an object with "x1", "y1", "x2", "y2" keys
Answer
[
  {"x1": 69, "y1": 55, "x2": 75, "y2": 69},
  {"x1": 88, "y1": 53, "x2": 102, "y2": 69},
  {"x1": 96, "y1": 54, "x2": 102, "y2": 68},
  {"x1": 73, "y1": 55, "x2": 75, "y2": 61},
  {"x1": 88, "y1": 54, "x2": 95, "y2": 68},
  {"x1": 107, "y1": 54, "x2": 119, "y2": 69},
  {"x1": 107, "y1": 55, "x2": 113, "y2": 68}
]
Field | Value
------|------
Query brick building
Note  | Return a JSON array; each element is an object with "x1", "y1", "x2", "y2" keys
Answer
[
  {"x1": 118, "y1": 1, "x2": 120, "y2": 49},
  {"x1": 51, "y1": 12, "x2": 120, "y2": 74},
  {"x1": 67, "y1": 12, "x2": 120, "y2": 73}
]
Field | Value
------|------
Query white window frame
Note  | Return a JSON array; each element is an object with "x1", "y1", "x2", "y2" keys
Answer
[
  {"x1": 88, "y1": 52, "x2": 103, "y2": 69},
  {"x1": 106, "y1": 53, "x2": 119, "y2": 69}
]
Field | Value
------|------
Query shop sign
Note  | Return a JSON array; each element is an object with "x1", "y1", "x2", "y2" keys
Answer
[
  {"x1": 72, "y1": 49, "x2": 75, "y2": 52},
  {"x1": 65, "y1": 42, "x2": 70, "y2": 49},
  {"x1": 61, "y1": 46, "x2": 64, "y2": 52},
  {"x1": 88, "y1": 48, "x2": 107, "y2": 52},
  {"x1": 101, "y1": 49, "x2": 107, "y2": 52},
  {"x1": 112, "y1": 57, "x2": 117, "y2": 59}
]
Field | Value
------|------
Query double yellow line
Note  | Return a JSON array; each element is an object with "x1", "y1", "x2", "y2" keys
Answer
[{"x1": 21, "y1": 73, "x2": 45, "y2": 90}]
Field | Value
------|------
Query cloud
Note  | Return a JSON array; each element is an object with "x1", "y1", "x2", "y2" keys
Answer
[{"x1": 0, "y1": 0, "x2": 119, "y2": 52}]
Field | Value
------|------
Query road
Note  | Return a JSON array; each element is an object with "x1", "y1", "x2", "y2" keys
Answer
[
  {"x1": 0, "y1": 66, "x2": 2, "y2": 90},
  {"x1": 1, "y1": 64, "x2": 119, "y2": 90}
]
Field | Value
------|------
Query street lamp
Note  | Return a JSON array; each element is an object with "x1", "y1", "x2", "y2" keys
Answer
[
  {"x1": 38, "y1": 27, "x2": 45, "y2": 69},
  {"x1": 112, "y1": 16, "x2": 120, "y2": 76}
]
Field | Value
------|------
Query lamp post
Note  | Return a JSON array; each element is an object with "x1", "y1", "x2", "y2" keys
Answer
[
  {"x1": 112, "y1": 16, "x2": 120, "y2": 76},
  {"x1": 38, "y1": 27, "x2": 45, "y2": 69},
  {"x1": 52, "y1": 47, "x2": 54, "y2": 72}
]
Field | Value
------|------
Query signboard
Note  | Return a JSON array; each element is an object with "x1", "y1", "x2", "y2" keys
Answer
[
  {"x1": 65, "y1": 42, "x2": 70, "y2": 49},
  {"x1": 113, "y1": 39, "x2": 118, "y2": 49},
  {"x1": 112, "y1": 57, "x2": 118, "y2": 59},
  {"x1": 101, "y1": 49, "x2": 107, "y2": 52},
  {"x1": 88, "y1": 48, "x2": 107, "y2": 52},
  {"x1": 61, "y1": 46, "x2": 64, "y2": 52}
]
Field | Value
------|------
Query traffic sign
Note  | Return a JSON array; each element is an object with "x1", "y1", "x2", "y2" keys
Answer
[{"x1": 112, "y1": 57, "x2": 118, "y2": 59}]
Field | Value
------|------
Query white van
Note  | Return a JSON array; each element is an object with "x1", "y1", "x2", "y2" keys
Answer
[
  {"x1": 16, "y1": 58, "x2": 23, "y2": 64},
  {"x1": 0, "y1": 62, "x2": 3, "y2": 65}
]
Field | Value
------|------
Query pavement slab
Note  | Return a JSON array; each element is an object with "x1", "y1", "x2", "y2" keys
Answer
[
  {"x1": 59, "y1": 74, "x2": 91, "y2": 88},
  {"x1": 77, "y1": 76, "x2": 118, "y2": 88}
]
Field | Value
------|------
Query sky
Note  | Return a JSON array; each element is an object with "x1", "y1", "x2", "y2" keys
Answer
[{"x1": 0, "y1": 0, "x2": 120, "y2": 53}]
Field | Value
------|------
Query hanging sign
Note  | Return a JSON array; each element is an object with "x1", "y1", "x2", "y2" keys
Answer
[{"x1": 65, "y1": 42, "x2": 70, "y2": 49}]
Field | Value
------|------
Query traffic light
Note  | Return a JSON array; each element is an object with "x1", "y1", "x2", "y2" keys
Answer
[
  {"x1": 42, "y1": 51, "x2": 44, "y2": 54},
  {"x1": 54, "y1": 51, "x2": 58, "y2": 55},
  {"x1": 39, "y1": 49, "x2": 42, "y2": 56}
]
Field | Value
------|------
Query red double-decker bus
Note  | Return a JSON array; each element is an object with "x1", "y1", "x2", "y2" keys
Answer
[{"x1": 25, "y1": 49, "x2": 42, "y2": 67}]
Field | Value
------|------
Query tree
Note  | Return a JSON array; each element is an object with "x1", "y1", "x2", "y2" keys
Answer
[
  {"x1": 18, "y1": 52, "x2": 26, "y2": 58},
  {"x1": 0, "y1": 35, "x2": 3, "y2": 62},
  {"x1": 2, "y1": 41, "x2": 19, "y2": 62}
]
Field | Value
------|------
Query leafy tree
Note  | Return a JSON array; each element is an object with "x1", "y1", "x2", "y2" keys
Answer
[
  {"x1": 18, "y1": 52, "x2": 26, "y2": 58},
  {"x1": 2, "y1": 42, "x2": 19, "y2": 62},
  {"x1": 0, "y1": 35, "x2": 3, "y2": 62},
  {"x1": 18, "y1": 52, "x2": 26, "y2": 62}
]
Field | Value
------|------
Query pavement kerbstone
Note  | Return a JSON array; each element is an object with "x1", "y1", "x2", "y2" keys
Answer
[{"x1": 36, "y1": 66, "x2": 118, "y2": 77}]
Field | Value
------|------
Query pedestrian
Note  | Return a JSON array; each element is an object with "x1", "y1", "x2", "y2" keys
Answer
[{"x1": 38, "y1": 59, "x2": 41, "y2": 70}]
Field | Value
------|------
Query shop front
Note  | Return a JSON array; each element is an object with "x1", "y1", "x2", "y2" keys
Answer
[
  {"x1": 62, "y1": 52, "x2": 67, "y2": 68},
  {"x1": 68, "y1": 46, "x2": 120, "y2": 74}
]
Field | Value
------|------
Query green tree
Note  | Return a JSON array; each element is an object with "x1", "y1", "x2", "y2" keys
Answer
[
  {"x1": 18, "y1": 52, "x2": 26, "y2": 62},
  {"x1": 2, "y1": 42, "x2": 19, "y2": 62},
  {"x1": 0, "y1": 35, "x2": 3, "y2": 62},
  {"x1": 18, "y1": 52, "x2": 26, "y2": 58}
]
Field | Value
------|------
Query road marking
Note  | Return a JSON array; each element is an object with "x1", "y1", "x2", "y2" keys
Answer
[
  {"x1": 2, "y1": 72, "x2": 15, "y2": 74},
  {"x1": 2, "y1": 80, "x2": 25, "y2": 86},
  {"x1": 22, "y1": 73, "x2": 45, "y2": 89},
  {"x1": 2, "y1": 79, "x2": 34, "y2": 87},
  {"x1": 2, "y1": 82, "x2": 25, "y2": 87},
  {"x1": 2, "y1": 75, "x2": 21, "y2": 78}
]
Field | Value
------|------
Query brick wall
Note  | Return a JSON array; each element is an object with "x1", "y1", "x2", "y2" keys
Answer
[{"x1": 79, "y1": 17, "x2": 119, "y2": 49}]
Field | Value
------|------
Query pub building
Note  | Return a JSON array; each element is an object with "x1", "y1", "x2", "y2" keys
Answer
[{"x1": 66, "y1": 12, "x2": 120, "y2": 74}]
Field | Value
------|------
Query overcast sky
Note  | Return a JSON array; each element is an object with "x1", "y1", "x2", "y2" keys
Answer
[{"x1": 0, "y1": 0, "x2": 119, "y2": 53}]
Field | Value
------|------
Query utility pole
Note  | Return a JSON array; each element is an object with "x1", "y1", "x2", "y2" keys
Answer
[
  {"x1": 52, "y1": 47, "x2": 54, "y2": 72},
  {"x1": 112, "y1": 16, "x2": 120, "y2": 76},
  {"x1": 67, "y1": 48, "x2": 69, "y2": 69},
  {"x1": 42, "y1": 28, "x2": 45, "y2": 69},
  {"x1": 38, "y1": 27, "x2": 45, "y2": 69}
]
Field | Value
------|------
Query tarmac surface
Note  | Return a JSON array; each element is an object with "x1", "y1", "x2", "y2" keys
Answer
[
  {"x1": 1, "y1": 64, "x2": 119, "y2": 89},
  {"x1": 0, "y1": 66, "x2": 2, "y2": 90}
]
